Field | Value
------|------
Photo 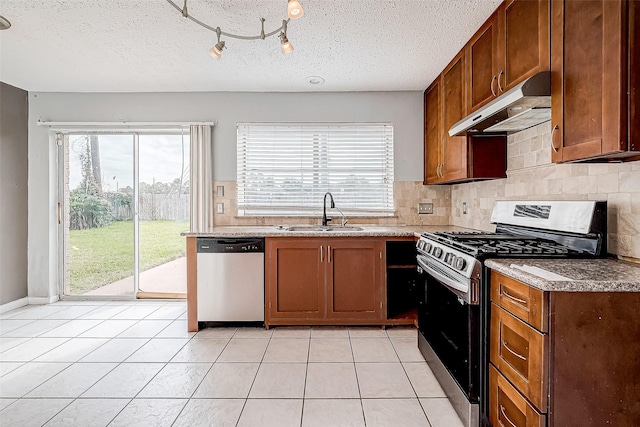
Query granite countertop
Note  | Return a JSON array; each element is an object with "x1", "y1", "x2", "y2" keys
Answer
[
  {"x1": 486, "y1": 258, "x2": 640, "y2": 292},
  {"x1": 182, "y1": 224, "x2": 475, "y2": 238}
]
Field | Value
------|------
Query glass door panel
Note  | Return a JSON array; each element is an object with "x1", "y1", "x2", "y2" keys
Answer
[
  {"x1": 137, "y1": 133, "x2": 190, "y2": 296},
  {"x1": 64, "y1": 134, "x2": 135, "y2": 297}
]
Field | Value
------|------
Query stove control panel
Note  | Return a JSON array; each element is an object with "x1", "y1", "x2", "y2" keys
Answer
[{"x1": 416, "y1": 236, "x2": 480, "y2": 279}]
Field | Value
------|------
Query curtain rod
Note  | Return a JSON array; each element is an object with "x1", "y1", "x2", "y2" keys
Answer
[{"x1": 37, "y1": 121, "x2": 217, "y2": 127}]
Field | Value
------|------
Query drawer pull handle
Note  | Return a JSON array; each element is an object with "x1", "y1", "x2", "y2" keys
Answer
[
  {"x1": 320, "y1": 245, "x2": 323, "y2": 262},
  {"x1": 502, "y1": 289, "x2": 527, "y2": 305},
  {"x1": 328, "y1": 245, "x2": 331, "y2": 263},
  {"x1": 500, "y1": 405, "x2": 518, "y2": 427},
  {"x1": 503, "y1": 340, "x2": 527, "y2": 361}
]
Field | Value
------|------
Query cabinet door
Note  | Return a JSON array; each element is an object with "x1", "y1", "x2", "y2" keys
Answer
[
  {"x1": 326, "y1": 239, "x2": 383, "y2": 320},
  {"x1": 491, "y1": 304, "x2": 548, "y2": 412},
  {"x1": 424, "y1": 80, "x2": 442, "y2": 184},
  {"x1": 489, "y1": 365, "x2": 546, "y2": 427},
  {"x1": 266, "y1": 238, "x2": 325, "y2": 322},
  {"x1": 442, "y1": 50, "x2": 469, "y2": 182},
  {"x1": 551, "y1": 0, "x2": 627, "y2": 162},
  {"x1": 467, "y1": 10, "x2": 502, "y2": 111},
  {"x1": 501, "y1": 0, "x2": 550, "y2": 92}
]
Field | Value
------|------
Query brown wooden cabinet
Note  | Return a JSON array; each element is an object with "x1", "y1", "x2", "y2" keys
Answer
[
  {"x1": 442, "y1": 50, "x2": 469, "y2": 183},
  {"x1": 489, "y1": 269, "x2": 640, "y2": 427},
  {"x1": 467, "y1": 0, "x2": 550, "y2": 113},
  {"x1": 424, "y1": 50, "x2": 507, "y2": 185},
  {"x1": 467, "y1": 9, "x2": 502, "y2": 112},
  {"x1": 424, "y1": 80, "x2": 442, "y2": 185},
  {"x1": 265, "y1": 237, "x2": 384, "y2": 326},
  {"x1": 551, "y1": 0, "x2": 639, "y2": 162}
]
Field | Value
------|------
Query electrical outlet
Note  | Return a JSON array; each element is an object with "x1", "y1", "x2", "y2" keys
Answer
[
  {"x1": 463, "y1": 202, "x2": 468, "y2": 215},
  {"x1": 418, "y1": 203, "x2": 434, "y2": 214},
  {"x1": 216, "y1": 185, "x2": 225, "y2": 197},
  {"x1": 216, "y1": 203, "x2": 224, "y2": 214}
]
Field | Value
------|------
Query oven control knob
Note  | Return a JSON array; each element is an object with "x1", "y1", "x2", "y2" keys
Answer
[
  {"x1": 454, "y1": 257, "x2": 467, "y2": 271},
  {"x1": 432, "y1": 247, "x2": 443, "y2": 258},
  {"x1": 444, "y1": 253, "x2": 454, "y2": 265},
  {"x1": 424, "y1": 243, "x2": 432, "y2": 253}
]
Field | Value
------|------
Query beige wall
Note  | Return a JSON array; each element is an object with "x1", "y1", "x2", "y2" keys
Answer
[{"x1": 450, "y1": 122, "x2": 640, "y2": 260}]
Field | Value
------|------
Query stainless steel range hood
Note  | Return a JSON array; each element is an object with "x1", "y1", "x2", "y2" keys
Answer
[{"x1": 448, "y1": 71, "x2": 551, "y2": 137}]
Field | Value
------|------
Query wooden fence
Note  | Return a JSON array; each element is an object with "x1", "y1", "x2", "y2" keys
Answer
[{"x1": 113, "y1": 194, "x2": 189, "y2": 221}]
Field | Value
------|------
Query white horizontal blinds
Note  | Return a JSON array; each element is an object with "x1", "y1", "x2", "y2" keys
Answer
[{"x1": 237, "y1": 123, "x2": 394, "y2": 216}]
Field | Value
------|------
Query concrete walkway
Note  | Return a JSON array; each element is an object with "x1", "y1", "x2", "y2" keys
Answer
[{"x1": 84, "y1": 257, "x2": 187, "y2": 296}]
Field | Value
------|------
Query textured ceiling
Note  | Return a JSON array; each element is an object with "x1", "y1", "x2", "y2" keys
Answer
[{"x1": 0, "y1": 0, "x2": 502, "y2": 92}]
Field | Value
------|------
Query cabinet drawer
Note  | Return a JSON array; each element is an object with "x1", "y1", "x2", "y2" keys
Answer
[
  {"x1": 491, "y1": 271, "x2": 547, "y2": 332},
  {"x1": 490, "y1": 364, "x2": 545, "y2": 427},
  {"x1": 491, "y1": 303, "x2": 547, "y2": 412}
]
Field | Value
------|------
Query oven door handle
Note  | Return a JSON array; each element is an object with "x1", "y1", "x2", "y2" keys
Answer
[{"x1": 417, "y1": 255, "x2": 469, "y2": 295}]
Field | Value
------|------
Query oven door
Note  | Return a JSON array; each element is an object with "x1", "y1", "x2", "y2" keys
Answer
[{"x1": 418, "y1": 268, "x2": 480, "y2": 403}]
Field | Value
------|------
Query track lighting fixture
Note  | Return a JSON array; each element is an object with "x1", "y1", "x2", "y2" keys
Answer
[
  {"x1": 287, "y1": 0, "x2": 304, "y2": 20},
  {"x1": 166, "y1": 0, "x2": 304, "y2": 60},
  {"x1": 280, "y1": 21, "x2": 294, "y2": 54},
  {"x1": 209, "y1": 27, "x2": 225, "y2": 60}
]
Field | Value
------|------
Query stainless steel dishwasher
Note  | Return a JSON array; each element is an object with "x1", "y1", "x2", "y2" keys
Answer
[{"x1": 196, "y1": 238, "x2": 265, "y2": 322}]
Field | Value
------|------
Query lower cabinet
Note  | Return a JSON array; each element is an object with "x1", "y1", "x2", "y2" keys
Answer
[
  {"x1": 265, "y1": 237, "x2": 384, "y2": 326},
  {"x1": 489, "y1": 270, "x2": 640, "y2": 427}
]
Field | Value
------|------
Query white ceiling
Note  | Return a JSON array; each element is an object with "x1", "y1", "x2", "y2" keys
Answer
[{"x1": 0, "y1": 0, "x2": 501, "y2": 92}]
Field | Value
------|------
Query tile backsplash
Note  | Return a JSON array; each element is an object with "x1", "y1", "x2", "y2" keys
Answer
[
  {"x1": 211, "y1": 122, "x2": 639, "y2": 260},
  {"x1": 451, "y1": 122, "x2": 640, "y2": 260},
  {"x1": 212, "y1": 181, "x2": 451, "y2": 227}
]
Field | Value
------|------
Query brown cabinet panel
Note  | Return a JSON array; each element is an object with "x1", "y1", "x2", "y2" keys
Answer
[
  {"x1": 327, "y1": 240, "x2": 383, "y2": 319},
  {"x1": 551, "y1": 0, "x2": 638, "y2": 162},
  {"x1": 491, "y1": 303, "x2": 548, "y2": 412},
  {"x1": 491, "y1": 270, "x2": 547, "y2": 332},
  {"x1": 266, "y1": 237, "x2": 384, "y2": 326},
  {"x1": 442, "y1": 50, "x2": 468, "y2": 182},
  {"x1": 489, "y1": 365, "x2": 546, "y2": 427},
  {"x1": 468, "y1": 11, "x2": 502, "y2": 111},
  {"x1": 424, "y1": 80, "x2": 442, "y2": 184},
  {"x1": 266, "y1": 238, "x2": 324, "y2": 323},
  {"x1": 502, "y1": 0, "x2": 550, "y2": 90}
]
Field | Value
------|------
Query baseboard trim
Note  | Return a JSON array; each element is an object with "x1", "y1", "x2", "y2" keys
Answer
[
  {"x1": 0, "y1": 297, "x2": 29, "y2": 314},
  {"x1": 28, "y1": 295, "x2": 60, "y2": 305}
]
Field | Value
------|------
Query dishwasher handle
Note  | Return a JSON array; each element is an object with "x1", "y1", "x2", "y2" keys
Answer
[{"x1": 197, "y1": 238, "x2": 265, "y2": 253}]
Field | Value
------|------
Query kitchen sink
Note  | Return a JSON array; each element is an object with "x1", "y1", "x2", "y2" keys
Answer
[{"x1": 279, "y1": 225, "x2": 364, "y2": 232}]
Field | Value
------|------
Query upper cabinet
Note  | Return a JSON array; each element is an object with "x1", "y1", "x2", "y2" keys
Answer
[
  {"x1": 467, "y1": 10, "x2": 502, "y2": 112},
  {"x1": 551, "y1": 0, "x2": 639, "y2": 162},
  {"x1": 441, "y1": 51, "x2": 470, "y2": 183},
  {"x1": 467, "y1": 0, "x2": 550, "y2": 113}
]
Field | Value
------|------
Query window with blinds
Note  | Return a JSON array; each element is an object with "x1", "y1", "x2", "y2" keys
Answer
[{"x1": 237, "y1": 123, "x2": 394, "y2": 217}]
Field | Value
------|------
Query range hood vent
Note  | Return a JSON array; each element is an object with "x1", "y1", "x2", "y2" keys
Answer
[{"x1": 449, "y1": 71, "x2": 551, "y2": 136}]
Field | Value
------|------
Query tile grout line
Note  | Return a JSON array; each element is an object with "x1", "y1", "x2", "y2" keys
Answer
[{"x1": 234, "y1": 327, "x2": 271, "y2": 427}]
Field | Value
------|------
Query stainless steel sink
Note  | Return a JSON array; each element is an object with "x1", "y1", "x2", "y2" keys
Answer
[{"x1": 280, "y1": 225, "x2": 364, "y2": 232}]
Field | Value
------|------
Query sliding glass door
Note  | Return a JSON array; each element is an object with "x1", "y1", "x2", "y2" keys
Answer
[{"x1": 59, "y1": 131, "x2": 189, "y2": 298}]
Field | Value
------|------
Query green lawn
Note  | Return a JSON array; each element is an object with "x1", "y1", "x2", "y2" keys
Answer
[{"x1": 69, "y1": 220, "x2": 189, "y2": 294}]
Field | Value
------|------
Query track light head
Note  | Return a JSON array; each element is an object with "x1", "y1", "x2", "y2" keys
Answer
[
  {"x1": 280, "y1": 33, "x2": 294, "y2": 54},
  {"x1": 209, "y1": 41, "x2": 225, "y2": 60},
  {"x1": 287, "y1": 0, "x2": 304, "y2": 20}
]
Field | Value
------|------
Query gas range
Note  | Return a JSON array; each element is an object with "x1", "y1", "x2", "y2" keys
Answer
[{"x1": 415, "y1": 200, "x2": 608, "y2": 427}]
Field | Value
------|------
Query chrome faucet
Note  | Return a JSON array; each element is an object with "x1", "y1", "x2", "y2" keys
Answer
[{"x1": 322, "y1": 192, "x2": 335, "y2": 226}]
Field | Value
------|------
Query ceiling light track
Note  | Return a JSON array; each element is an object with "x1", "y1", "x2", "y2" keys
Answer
[{"x1": 165, "y1": 0, "x2": 304, "y2": 59}]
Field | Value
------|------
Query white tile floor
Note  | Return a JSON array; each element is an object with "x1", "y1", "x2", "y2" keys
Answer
[{"x1": 0, "y1": 300, "x2": 464, "y2": 427}]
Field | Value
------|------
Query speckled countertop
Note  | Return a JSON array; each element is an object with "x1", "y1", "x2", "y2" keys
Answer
[
  {"x1": 486, "y1": 258, "x2": 640, "y2": 292},
  {"x1": 181, "y1": 225, "x2": 475, "y2": 238}
]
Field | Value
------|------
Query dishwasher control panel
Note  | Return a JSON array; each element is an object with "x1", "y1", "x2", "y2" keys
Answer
[{"x1": 197, "y1": 238, "x2": 265, "y2": 253}]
